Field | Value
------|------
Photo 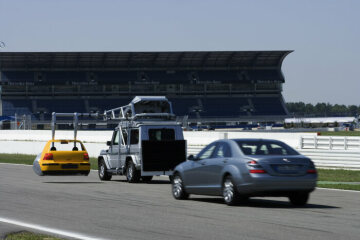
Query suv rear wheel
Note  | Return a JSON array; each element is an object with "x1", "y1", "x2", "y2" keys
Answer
[{"x1": 126, "y1": 161, "x2": 140, "y2": 183}]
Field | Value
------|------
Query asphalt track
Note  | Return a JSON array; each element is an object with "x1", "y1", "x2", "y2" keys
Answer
[{"x1": 0, "y1": 164, "x2": 360, "y2": 240}]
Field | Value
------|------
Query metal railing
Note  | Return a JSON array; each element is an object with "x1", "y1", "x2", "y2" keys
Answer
[
  {"x1": 300, "y1": 136, "x2": 360, "y2": 150},
  {"x1": 188, "y1": 143, "x2": 360, "y2": 170}
]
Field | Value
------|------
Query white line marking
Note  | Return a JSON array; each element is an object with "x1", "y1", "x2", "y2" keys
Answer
[
  {"x1": 0, "y1": 163, "x2": 32, "y2": 167},
  {"x1": 317, "y1": 187, "x2": 360, "y2": 193},
  {"x1": 0, "y1": 217, "x2": 107, "y2": 240}
]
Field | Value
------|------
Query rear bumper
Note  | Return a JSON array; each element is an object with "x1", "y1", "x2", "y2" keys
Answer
[
  {"x1": 42, "y1": 170, "x2": 90, "y2": 175},
  {"x1": 40, "y1": 162, "x2": 90, "y2": 172},
  {"x1": 237, "y1": 174, "x2": 317, "y2": 196}
]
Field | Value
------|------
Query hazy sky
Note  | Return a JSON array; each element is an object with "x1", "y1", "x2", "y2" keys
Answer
[{"x1": 0, "y1": 0, "x2": 359, "y2": 105}]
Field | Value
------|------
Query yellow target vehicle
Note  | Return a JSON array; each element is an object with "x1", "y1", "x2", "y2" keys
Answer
[
  {"x1": 33, "y1": 112, "x2": 94, "y2": 176},
  {"x1": 33, "y1": 139, "x2": 90, "y2": 176}
]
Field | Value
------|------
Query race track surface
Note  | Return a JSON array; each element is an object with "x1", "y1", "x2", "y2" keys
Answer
[{"x1": 0, "y1": 164, "x2": 360, "y2": 240}]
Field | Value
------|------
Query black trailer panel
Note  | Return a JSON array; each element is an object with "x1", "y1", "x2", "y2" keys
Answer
[{"x1": 142, "y1": 140, "x2": 186, "y2": 171}]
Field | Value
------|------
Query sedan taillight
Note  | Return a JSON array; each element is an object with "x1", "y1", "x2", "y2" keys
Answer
[
  {"x1": 307, "y1": 161, "x2": 317, "y2": 174},
  {"x1": 43, "y1": 153, "x2": 53, "y2": 160},
  {"x1": 249, "y1": 169, "x2": 267, "y2": 174},
  {"x1": 247, "y1": 160, "x2": 267, "y2": 174}
]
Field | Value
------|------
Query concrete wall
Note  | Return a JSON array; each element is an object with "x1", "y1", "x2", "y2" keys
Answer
[
  {"x1": 0, "y1": 130, "x2": 317, "y2": 157},
  {"x1": 1, "y1": 130, "x2": 360, "y2": 169}
]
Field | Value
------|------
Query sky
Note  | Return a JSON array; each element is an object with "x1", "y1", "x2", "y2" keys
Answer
[{"x1": 0, "y1": 0, "x2": 359, "y2": 105}]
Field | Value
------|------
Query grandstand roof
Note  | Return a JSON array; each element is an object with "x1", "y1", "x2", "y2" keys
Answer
[{"x1": 0, "y1": 51, "x2": 292, "y2": 70}]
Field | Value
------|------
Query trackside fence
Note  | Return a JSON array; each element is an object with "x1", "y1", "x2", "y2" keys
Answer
[
  {"x1": 188, "y1": 143, "x2": 360, "y2": 170},
  {"x1": 300, "y1": 136, "x2": 360, "y2": 150}
]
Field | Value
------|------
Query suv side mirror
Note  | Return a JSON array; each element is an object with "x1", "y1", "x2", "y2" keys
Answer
[
  {"x1": 106, "y1": 141, "x2": 111, "y2": 146},
  {"x1": 188, "y1": 155, "x2": 196, "y2": 161}
]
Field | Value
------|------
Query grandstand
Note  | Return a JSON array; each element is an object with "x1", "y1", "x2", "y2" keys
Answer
[{"x1": 0, "y1": 51, "x2": 291, "y2": 128}]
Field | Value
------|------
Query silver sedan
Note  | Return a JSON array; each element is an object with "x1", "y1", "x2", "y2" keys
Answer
[{"x1": 172, "y1": 139, "x2": 317, "y2": 206}]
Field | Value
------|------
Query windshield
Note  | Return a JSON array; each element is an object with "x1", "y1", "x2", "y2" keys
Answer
[
  {"x1": 236, "y1": 140, "x2": 299, "y2": 156},
  {"x1": 149, "y1": 129, "x2": 175, "y2": 141}
]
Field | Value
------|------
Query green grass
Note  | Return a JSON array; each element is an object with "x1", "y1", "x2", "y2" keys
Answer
[
  {"x1": 318, "y1": 131, "x2": 360, "y2": 136},
  {"x1": 0, "y1": 153, "x2": 37, "y2": 165},
  {"x1": 5, "y1": 231, "x2": 64, "y2": 240},
  {"x1": 0, "y1": 153, "x2": 98, "y2": 170},
  {"x1": 317, "y1": 168, "x2": 360, "y2": 182}
]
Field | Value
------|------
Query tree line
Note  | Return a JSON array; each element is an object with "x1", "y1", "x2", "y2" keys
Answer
[{"x1": 286, "y1": 102, "x2": 360, "y2": 117}]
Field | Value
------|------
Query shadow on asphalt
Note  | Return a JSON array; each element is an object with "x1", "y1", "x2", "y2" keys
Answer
[
  {"x1": 190, "y1": 197, "x2": 339, "y2": 209},
  {"x1": 43, "y1": 182, "x2": 105, "y2": 184},
  {"x1": 112, "y1": 180, "x2": 171, "y2": 184}
]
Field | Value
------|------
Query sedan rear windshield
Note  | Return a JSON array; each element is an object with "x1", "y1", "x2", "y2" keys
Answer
[{"x1": 236, "y1": 140, "x2": 299, "y2": 156}]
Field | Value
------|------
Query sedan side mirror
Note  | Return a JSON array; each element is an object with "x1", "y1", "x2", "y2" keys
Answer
[
  {"x1": 188, "y1": 155, "x2": 196, "y2": 161},
  {"x1": 106, "y1": 141, "x2": 111, "y2": 146}
]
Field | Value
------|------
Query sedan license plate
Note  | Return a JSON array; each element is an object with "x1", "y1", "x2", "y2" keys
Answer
[{"x1": 277, "y1": 165, "x2": 301, "y2": 171}]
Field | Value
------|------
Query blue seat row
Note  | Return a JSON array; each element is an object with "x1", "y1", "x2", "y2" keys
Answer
[{"x1": 1, "y1": 97, "x2": 287, "y2": 119}]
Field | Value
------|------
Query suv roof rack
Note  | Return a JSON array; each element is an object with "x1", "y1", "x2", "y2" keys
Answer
[{"x1": 103, "y1": 96, "x2": 175, "y2": 121}]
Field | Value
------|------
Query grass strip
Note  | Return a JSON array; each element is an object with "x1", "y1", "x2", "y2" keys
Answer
[
  {"x1": 318, "y1": 131, "x2": 360, "y2": 136},
  {"x1": 0, "y1": 153, "x2": 98, "y2": 170},
  {"x1": 5, "y1": 231, "x2": 64, "y2": 240},
  {"x1": 317, "y1": 168, "x2": 360, "y2": 182}
]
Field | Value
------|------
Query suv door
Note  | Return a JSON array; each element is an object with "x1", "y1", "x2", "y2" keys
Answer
[
  {"x1": 119, "y1": 127, "x2": 128, "y2": 169},
  {"x1": 129, "y1": 128, "x2": 140, "y2": 157},
  {"x1": 109, "y1": 130, "x2": 120, "y2": 169}
]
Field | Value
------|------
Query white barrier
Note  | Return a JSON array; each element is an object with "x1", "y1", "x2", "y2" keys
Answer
[
  {"x1": 1, "y1": 130, "x2": 359, "y2": 170},
  {"x1": 300, "y1": 136, "x2": 360, "y2": 150}
]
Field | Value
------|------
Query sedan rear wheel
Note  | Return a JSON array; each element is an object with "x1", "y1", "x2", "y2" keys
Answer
[
  {"x1": 172, "y1": 174, "x2": 189, "y2": 200},
  {"x1": 289, "y1": 192, "x2": 309, "y2": 206},
  {"x1": 223, "y1": 176, "x2": 240, "y2": 206}
]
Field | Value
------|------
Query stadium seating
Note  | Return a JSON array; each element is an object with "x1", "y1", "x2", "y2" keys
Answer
[
  {"x1": 36, "y1": 99, "x2": 85, "y2": 113},
  {"x1": 88, "y1": 98, "x2": 132, "y2": 112},
  {"x1": 45, "y1": 72, "x2": 87, "y2": 85},
  {"x1": 169, "y1": 98, "x2": 200, "y2": 116},
  {"x1": 2, "y1": 96, "x2": 288, "y2": 119},
  {"x1": 2, "y1": 100, "x2": 33, "y2": 116},
  {"x1": 252, "y1": 97, "x2": 286, "y2": 115},
  {"x1": 146, "y1": 71, "x2": 190, "y2": 84},
  {"x1": 200, "y1": 97, "x2": 249, "y2": 117},
  {"x1": 248, "y1": 70, "x2": 280, "y2": 81},
  {"x1": 1, "y1": 72, "x2": 288, "y2": 119},
  {"x1": 1, "y1": 72, "x2": 33, "y2": 82},
  {"x1": 95, "y1": 72, "x2": 137, "y2": 84}
]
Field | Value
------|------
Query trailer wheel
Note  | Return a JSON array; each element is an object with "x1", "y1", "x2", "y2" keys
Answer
[
  {"x1": 126, "y1": 161, "x2": 140, "y2": 183},
  {"x1": 98, "y1": 159, "x2": 112, "y2": 181}
]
